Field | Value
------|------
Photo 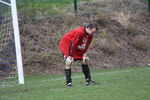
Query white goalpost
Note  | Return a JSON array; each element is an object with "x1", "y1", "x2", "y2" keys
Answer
[{"x1": 0, "y1": 0, "x2": 24, "y2": 84}]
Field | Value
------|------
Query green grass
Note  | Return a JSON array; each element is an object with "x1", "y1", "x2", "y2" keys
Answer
[
  {"x1": 17, "y1": 0, "x2": 90, "y2": 17},
  {"x1": 0, "y1": 66, "x2": 150, "y2": 100},
  {"x1": 139, "y1": 0, "x2": 147, "y2": 3}
]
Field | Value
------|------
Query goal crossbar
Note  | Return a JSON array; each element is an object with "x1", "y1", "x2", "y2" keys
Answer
[{"x1": 0, "y1": 0, "x2": 11, "y2": 6}]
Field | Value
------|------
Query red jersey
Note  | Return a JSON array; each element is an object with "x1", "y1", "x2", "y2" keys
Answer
[{"x1": 59, "y1": 27, "x2": 93, "y2": 60}]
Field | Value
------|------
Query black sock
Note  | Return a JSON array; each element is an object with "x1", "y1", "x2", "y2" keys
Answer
[
  {"x1": 64, "y1": 69, "x2": 72, "y2": 84},
  {"x1": 81, "y1": 64, "x2": 91, "y2": 82}
]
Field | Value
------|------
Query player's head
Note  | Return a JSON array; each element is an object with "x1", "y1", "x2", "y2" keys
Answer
[{"x1": 85, "y1": 23, "x2": 98, "y2": 35}]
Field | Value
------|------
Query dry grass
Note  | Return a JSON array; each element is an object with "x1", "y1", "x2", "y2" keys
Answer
[
  {"x1": 94, "y1": 33, "x2": 118, "y2": 55},
  {"x1": 133, "y1": 35, "x2": 150, "y2": 51},
  {"x1": 126, "y1": 23, "x2": 139, "y2": 36},
  {"x1": 99, "y1": 38, "x2": 118, "y2": 54},
  {"x1": 63, "y1": 13, "x2": 81, "y2": 28},
  {"x1": 112, "y1": 11, "x2": 131, "y2": 27},
  {"x1": 95, "y1": 14, "x2": 110, "y2": 27}
]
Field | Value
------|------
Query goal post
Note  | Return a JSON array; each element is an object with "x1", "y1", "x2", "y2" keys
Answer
[
  {"x1": 0, "y1": 0, "x2": 24, "y2": 84},
  {"x1": 11, "y1": 0, "x2": 24, "y2": 84}
]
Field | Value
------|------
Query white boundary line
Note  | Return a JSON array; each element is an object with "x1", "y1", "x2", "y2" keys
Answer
[
  {"x1": 0, "y1": 67, "x2": 150, "y2": 88},
  {"x1": 27, "y1": 67, "x2": 150, "y2": 84}
]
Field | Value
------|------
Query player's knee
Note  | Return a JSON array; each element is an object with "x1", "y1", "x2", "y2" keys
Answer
[
  {"x1": 83, "y1": 56, "x2": 89, "y2": 64},
  {"x1": 65, "y1": 56, "x2": 74, "y2": 66},
  {"x1": 65, "y1": 65, "x2": 71, "y2": 69}
]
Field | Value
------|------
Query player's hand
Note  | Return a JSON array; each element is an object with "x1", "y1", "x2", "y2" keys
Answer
[
  {"x1": 83, "y1": 53, "x2": 89, "y2": 63},
  {"x1": 66, "y1": 56, "x2": 74, "y2": 66}
]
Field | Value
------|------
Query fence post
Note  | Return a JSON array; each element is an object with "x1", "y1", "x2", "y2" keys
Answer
[
  {"x1": 148, "y1": 0, "x2": 150, "y2": 11},
  {"x1": 74, "y1": 0, "x2": 77, "y2": 15}
]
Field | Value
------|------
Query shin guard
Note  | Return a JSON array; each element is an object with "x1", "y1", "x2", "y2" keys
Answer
[
  {"x1": 64, "y1": 69, "x2": 72, "y2": 84},
  {"x1": 81, "y1": 64, "x2": 91, "y2": 82}
]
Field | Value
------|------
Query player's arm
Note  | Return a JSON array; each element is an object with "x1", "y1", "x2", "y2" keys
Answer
[
  {"x1": 69, "y1": 31, "x2": 81, "y2": 57},
  {"x1": 82, "y1": 35, "x2": 93, "y2": 64},
  {"x1": 65, "y1": 30, "x2": 80, "y2": 66}
]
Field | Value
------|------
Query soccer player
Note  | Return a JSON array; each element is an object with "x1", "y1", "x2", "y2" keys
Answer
[{"x1": 59, "y1": 23, "x2": 98, "y2": 87}]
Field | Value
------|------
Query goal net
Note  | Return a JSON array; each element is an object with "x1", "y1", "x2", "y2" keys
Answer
[{"x1": 0, "y1": 0, "x2": 24, "y2": 86}]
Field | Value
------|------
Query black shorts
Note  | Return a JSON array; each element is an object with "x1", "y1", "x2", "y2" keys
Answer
[{"x1": 62, "y1": 54, "x2": 82, "y2": 61}]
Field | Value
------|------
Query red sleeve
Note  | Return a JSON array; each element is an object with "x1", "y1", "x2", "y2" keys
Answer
[{"x1": 85, "y1": 35, "x2": 93, "y2": 53}]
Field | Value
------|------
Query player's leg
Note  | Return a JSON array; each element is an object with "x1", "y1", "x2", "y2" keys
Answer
[
  {"x1": 64, "y1": 66, "x2": 72, "y2": 87},
  {"x1": 64, "y1": 56, "x2": 74, "y2": 87},
  {"x1": 81, "y1": 54, "x2": 96, "y2": 85}
]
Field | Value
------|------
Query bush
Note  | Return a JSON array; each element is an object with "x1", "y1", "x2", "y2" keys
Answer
[
  {"x1": 63, "y1": 14, "x2": 81, "y2": 28},
  {"x1": 95, "y1": 14, "x2": 110, "y2": 27},
  {"x1": 98, "y1": 38, "x2": 117, "y2": 54},
  {"x1": 126, "y1": 23, "x2": 139, "y2": 36},
  {"x1": 133, "y1": 35, "x2": 150, "y2": 51}
]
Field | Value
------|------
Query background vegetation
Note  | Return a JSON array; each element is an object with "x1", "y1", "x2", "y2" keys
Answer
[
  {"x1": 0, "y1": 0, "x2": 150, "y2": 75},
  {"x1": 16, "y1": 0, "x2": 150, "y2": 74}
]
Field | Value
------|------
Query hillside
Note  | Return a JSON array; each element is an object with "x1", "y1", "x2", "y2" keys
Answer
[{"x1": 19, "y1": 0, "x2": 150, "y2": 74}]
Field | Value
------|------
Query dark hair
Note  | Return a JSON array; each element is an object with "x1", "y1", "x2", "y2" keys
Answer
[{"x1": 86, "y1": 23, "x2": 98, "y2": 31}]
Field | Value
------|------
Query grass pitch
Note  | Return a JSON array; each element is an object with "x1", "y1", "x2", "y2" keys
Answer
[{"x1": 0, "y1": 66, "x2": 150, "y2": 100}]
